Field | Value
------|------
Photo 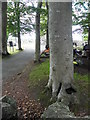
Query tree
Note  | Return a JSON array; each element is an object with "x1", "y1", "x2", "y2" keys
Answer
[
  {"x1": 46, "y1": 1, "x2": 49, "y2": 47},
  {"x1": 34, "y1": 1, "x2": 42, "y2": 62},
  {"x1": 72, "y1": 1, "x2": 90, "y2": 41},
  {"x1": 0, "y1": 2, "x2": 2, "y2": 54},
  {"x1": 16, "y1": 2, "x2": 22, "y2": 50},
  {"x1": 7, "y1": 2, "x2": 35, "y2": 50},
  {"x1": 46, "y1": 2, "x2": 76, "y2": 104},
  {"x1": 2, "y1": 2, "x2": 9, "y2": 55}
]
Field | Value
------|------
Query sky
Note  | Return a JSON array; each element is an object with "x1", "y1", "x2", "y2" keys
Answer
[{"x1": 72, "y1": 25, "x2": 83, "y2": 41}]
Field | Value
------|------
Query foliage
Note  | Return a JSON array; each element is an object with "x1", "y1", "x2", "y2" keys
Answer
[
  {"x1": 7, "y1": 1, "x2": 48, "y2": 38},
  {"x1": 7, "y1": 2, "x2": 35, "y2": 38},
  {"x1": 40, "y1": 2, "x2": 48, "y2": 36},
  {"x1": 72, "y1": 1, "x2": 90, "y2": 35}
]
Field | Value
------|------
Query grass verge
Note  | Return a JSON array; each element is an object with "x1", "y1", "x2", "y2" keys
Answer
[
  {"x1": 29, "y1": 58, "x2": 89, "y2": 115},
  {"x1": 29, "y1": 59, "x2": 88, "y2": 83},
  {"x1": 7, "y1": 46, "x2": 20, "y2": 55}
]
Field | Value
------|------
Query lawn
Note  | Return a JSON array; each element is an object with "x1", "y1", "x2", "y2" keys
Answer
[
  {"x1": 29, "y1": 59, "x2": 88, "y2": 83},
  {"x1": 7, "y1": 46, "x2": 20, "y2": 55},
  {"x1": 29, "y1": 58, "x2": 89, "y2": 116}
]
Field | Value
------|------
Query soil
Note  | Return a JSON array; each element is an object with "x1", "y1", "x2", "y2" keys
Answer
[
  {"x1": 2, "y1": 61, "x2": 45, "y2": 120},
  {"x1": 2, "y1": 57, "x2": 90, "y2": 119}
]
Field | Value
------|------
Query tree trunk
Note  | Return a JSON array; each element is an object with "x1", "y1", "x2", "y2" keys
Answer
[
  {"x1": 46, "y1": 2, "x2": 49, "y2": 47},
  {"x1": 34, "y1": 1, "x2": 42, "y2": 62},
  {"x1": 88, "y1": 26, "x2": 90, "y2": 73},
  {"x1": 17, "y1": 2, "x2": 22, "y2": 50},
  {"x1": 88, "y1": 26, "x2": 90, "y2": 48},
  {"x1": 47, "y1": 2, "x2": 76, "y2": 104},
  {"x1": 2, "y1": 2, "x2": 8, "y2": 55},
  {"x1": 0, "y1": 2, "x2": 2, "y2": 54}
]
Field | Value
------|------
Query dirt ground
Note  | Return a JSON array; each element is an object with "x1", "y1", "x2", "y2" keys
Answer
[
  {"x1": 2, "y1": 61, "x2": 45, "y2": 120},
  {"x1": 2, "y1": 57, "x2": 90, "y2": 119}
]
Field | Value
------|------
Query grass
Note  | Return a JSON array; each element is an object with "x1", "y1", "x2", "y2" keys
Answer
[
  {"x1": 74, "y1": 73, "x2": 88, "y2": 82},
  {"x1": 29, "y1": 59, "x2": 89, "y2": 110},
  {"x1": 29, "y1": 59, "x2": 49, "y2": 86},
  {"x1": 7, "y1": 46, "x2": 19, "y2": 55},
  {"x1": 29, "y1": 59, "x2": 89, "y2": 84}
]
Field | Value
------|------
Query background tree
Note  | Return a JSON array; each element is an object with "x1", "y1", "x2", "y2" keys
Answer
[
  {"x1": 7, "y1": 2, "x2": 35, "y2": 50},
  {"x1": 34, "y1": 1, "x2": 42, "y2": 62},
  {"x1": 47, "y1": 2, "x2": 76, "y2": 103},
  {"x1": 72, "y1": 1, "x2": 90, "y2": 41},
  {"x1": 2, "y1": 2, "x2": 9, "y2": 55},
  {"x1": 46, "y1": 1, "x2": 49, "y2": 47},
  {"x1": 16, "y1": 2, "x2": 22, "y2": 50}
]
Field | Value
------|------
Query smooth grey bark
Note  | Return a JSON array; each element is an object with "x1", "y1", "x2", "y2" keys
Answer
[
  {"x1": 2, "y1": 2, "x2": 8, "y2": 55},
  {"x1": 0, "y1": 2, "x2": 2, "y2": 54},
  {"x1": 0, "y1": 3, "x2": 2, "y2": 120},
  {"x1": 47, "y1": 2, "x2": 75, "y2": 104},
  {"x1": 46, "y1": 2, "x2": 49, "y2": 47},
  {"x1": 34, "y1": 1, "x2": 42, "y2": 62}
]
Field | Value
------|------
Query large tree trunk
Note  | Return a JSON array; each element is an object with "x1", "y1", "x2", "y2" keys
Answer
[
  {"x1": 47, "y1": 2, "x2": 76, "y2": 104},
  {"x1": 34, "y1": 1, "x2": 42, "y2": 62},
  {"x1": 46, "y1": 2, "x2": 49, "y2": 47},
  {"x1": 2, "y1": 2, "x2": 8, "y2": 55},
  {"x1": 0, "y1": 2, "x2": 2, "y2": 54},
  {"x1": 0, "y1": 2, "x2": 2, "y2": 118}
]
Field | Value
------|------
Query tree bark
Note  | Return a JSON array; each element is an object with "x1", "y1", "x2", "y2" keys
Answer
[
  {"x1": 47, "y1": 2, "x2": 75, "y2": 104},
  {"x1": 34, "y1": 1, "x2": 42, "y2": 62},
  {"x1": 88, "y1": 26, "x2": 90, "y2": 48},
  {"x1": 46, "y1": 2, "x2": 49, "y2": 47},
  {"x1": 17, "y1": 2, "x2": 22, "y2": 50},
  {"x1": 2, "y1": 2, "x2": 8, "y2": 55},
  {"x1": 0, "y1": 2, "x2": 2, "y2": 54}
]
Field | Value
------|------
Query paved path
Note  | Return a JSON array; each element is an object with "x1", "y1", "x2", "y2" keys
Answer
[{"x1": 2, "y1": 48, "x2": 34, "y2": 80}]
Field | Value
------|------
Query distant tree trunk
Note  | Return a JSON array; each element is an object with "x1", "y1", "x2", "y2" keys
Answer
[
  {"x1": 47, "y1": 2, "x2": 76, "y2": 104},
  {"x1": 88, "y1": 26, "x2": 90, "y2": 60},
  {"x1": 2, "y1": 2, "x2": 8, "y2": 55},
  {"x1": 46, "y1": 2, "x2": 49, "y2": 47},
  {"x1": 88, "y1": 26, "x2": 90, "y2": 47},
  {"x1": 34, "y1": 1, "x2": 42, "y2": 62},
  {"x1": 17, "y1": 2, "x2": 22, "y2": 50}
]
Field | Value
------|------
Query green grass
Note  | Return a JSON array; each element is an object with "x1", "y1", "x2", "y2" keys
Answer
[
  {"x1": 29, "y1": 59, "x2": 89, "y2": 112},
  {"x1": 7, "y1": 46, "x2": 19, "y2": 55},
  {"x1": 29, "y1": 59, "x2": 49, "y2": 86},
  {"x1": 29, "y1": 59, "x2": 89, "y2": 84},
  {"x1": 74, "y1": 73, "x2": 88, "y2": 82}
]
